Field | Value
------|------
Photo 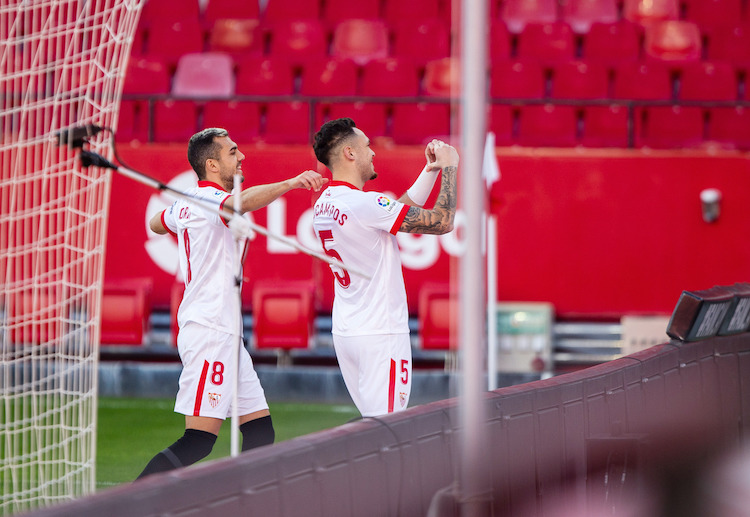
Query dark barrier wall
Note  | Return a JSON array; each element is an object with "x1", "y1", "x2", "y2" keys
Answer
[
  {"x1": 25, "y1": 333, "x2": 750, "y2": 516},
  {"x1": 107, "y1": 145, "x2": 750, "y2": 318}
]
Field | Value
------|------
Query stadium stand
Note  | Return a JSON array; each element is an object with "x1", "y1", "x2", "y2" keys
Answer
[
  {"x1": 516, "y1": 104, "x2": 579, "y2": 147},
  {"x1": 108, "y1": 0, "x2": 750, "y2": 150},
  {"x1": 418, "y1": 283, "x2": 457, "y2": 350},
  {"x1": 100, "y1": 281, "x2": 151, "y2": 346},
  {"x1": 581, "y1": 104, "x2": 631, "y2": 147},
  {"x1": 172, "y1": 53, "x2": 235, "y2": 99},
  {"x1": 634, "y1": 105, "x2": 705, "y2": 148},
  {"x1": 330, "y1": 19, "x2": 389, "y2": 65},
  {"x1": 252, "y1": 280, "x2": 315, "y2": 353}
]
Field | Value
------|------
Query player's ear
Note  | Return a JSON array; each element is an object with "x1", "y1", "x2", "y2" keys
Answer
[
  {"x1": 343, "y1": 145, "x2": 355, "y2": 161},
  {"x1": 205, "y1": 158, "x2": 218, "y2": 173}
]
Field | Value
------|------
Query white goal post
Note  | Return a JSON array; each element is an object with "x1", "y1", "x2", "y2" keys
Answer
[{"x1": 0, "y1": 1, "x2": 145, "y2": 513}]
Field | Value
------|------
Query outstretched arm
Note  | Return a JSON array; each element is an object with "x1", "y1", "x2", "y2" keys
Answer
[
  {"x1": 230, "y1": 170, "x2": 328, "y2": 214},
  {"x1": 399, "y1": 142, "x2": 458, "y2": 235}
]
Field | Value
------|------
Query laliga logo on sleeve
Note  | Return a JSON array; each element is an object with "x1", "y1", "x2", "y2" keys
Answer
[
  {"x1": 376, "y1": 195, "x2": 396, "y2": 213},
  {"x1": 144, "y1": 171, "x2": 256, "y2": 277}
]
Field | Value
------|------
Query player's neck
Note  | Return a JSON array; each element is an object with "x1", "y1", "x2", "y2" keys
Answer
[{"x1": 331, "y1": 170, "x2": 364, "y2": 190}]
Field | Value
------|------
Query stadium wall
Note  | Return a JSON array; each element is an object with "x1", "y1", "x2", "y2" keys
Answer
[
  {"x1": 108, "y1": 145, "x2": 750, "y2": 320},
  {"x1": 25, "y1": 332, "x2": 750, "y2": 516}
]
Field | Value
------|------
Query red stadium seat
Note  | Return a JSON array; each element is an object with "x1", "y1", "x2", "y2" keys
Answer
[
  {"x1": 203, "y1": 100, "x2": 262, "y2": 143},
  {"x1": 392, "y1": 19, "x2": 451, "y2": 65},
  {"x1": 708, "y1": 107, "x2": 750, "y2": 150},
  {"x1": 360, "y1": 58, "x2": 420, "y2": 97},
  {"x1": 488, "y1": 104, "x2": 515, "y2": 146},
  {"x1": 517, "y1": 23, "x2": 577, "y2": 65},
  {"x1": 100, "y1": 281, "x2": 151, "y2": 346},
  {"x1": 141, "y1": 0, "x2": 200, "y2": 26},
  {"x1": 391, "y1": 103, "x2": 451, "y2": 145},
  {"x1": 418, "y1": 283, "x2": 457, "y2": 350},
  {"x1": 643, "y1": 21, "x2": 702, "y2": 64},
  {"x1": 612, "y1": 61, "x2": 673, "y2": 100},
  {"x1": 300, "y1": 58, "x2": 358, "y2": 97},
  {"x1": 6, "y1": 289, "x2": 62, "y2": 345},
  {"x1": 707, "y1": 24, "x2": 750, "y2": 66},
  {"x1": 551, "y1": 60, "x2": 610, "y2": 99},
  {"x1": 322, "y1": 0, "x2": 381, "y2": 24},
  {"x1": 422, "y1": 57, "x2": 460, "y2": 97},
  {"x1": 115, "y1": 100, "x2": 149, "y2": 143},
  {"x1": 490, "y1": 20, "x2": 512, "y2": 62},
  {"x1": 581, "y1": 105, "x2": 630, "y2": 148},
  {"x1": 146, "y1": 18, "x2": 205, "y2": 67},
  {"x1": 317, "y1": 102, "x2": 390, "y2": 140},
  {"x1": 683, "y1": 0, "x2": 742, "y2": 33},
  {"x1": 122, "y1": 56, "x2": 171, "y2": 95},
  {"x1": 262, "y1": 0, "x2": 320, "y2": 22},
  {"x1": 623, "y1": 0, "x2": 679, "y2": 26},
  {"x1": 561, "y1": 0, "x2": 618, "y2": 33},
  {"x1": 583, "y1": 21, "x2": 642, "y2": 65},
  {"x1": 517, "y1": 104, "x2": 579, "y2": 147},
  {"x1": 501, "y1": 0, "x2": 558, "y2": 33},
  {"x1": 267, "y1": 19, "x2": 328, "y2": 67},
  {"x1": 331, "y1": 19, "x2": 389, "y2": 66},
  {"x1": 679, "y1": 61, "x2": 738, "y2": 101},
  {"x1": 252, "y1": 281, "x2": 314, "y2": 350},
  {"x1": 634, "y1": 105, "x2": 705, "y2": 149},
  {"x1": 207, "y1": 18, "x2": 264, "y2": 58},
  {"x1": 203, "y1": 0, "x2": 260, "y2": 24},
  {"x1": 172, "y1": 52, "x2": 235, "y2": 98},
  {"x1": 235, "y1": 56, "x2": 295, "y2": 95},
  {"x1": 490, "y1": 60, "x2": 546, "y2": 99},
  {"x1": 384, "y1": 0, "x2": 444, "y2": 25},
  {"x1": 263, "y1": 101, "x2": 311, "y2": 144},
  {"x1": 153, "y1": 99, "x2": 199, "y2": 143}
]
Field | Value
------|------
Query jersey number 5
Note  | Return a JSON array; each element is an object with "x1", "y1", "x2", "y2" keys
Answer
[{"x1": 318, "y1": 230, "x2": 350, "y2": 288}]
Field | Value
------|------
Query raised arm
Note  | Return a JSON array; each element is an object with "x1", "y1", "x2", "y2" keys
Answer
[
  {"x1": 230, "y1": 170, "x2": 328, "y2": 214},
  {"x1": 398, "y1": 142, "x2": 458, "y2": 235}
]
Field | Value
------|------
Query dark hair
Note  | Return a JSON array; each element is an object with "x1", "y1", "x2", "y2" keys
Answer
[
  {"x1": 187, "y1": 128, "x2": 228, "y2": 179},
  {"x1": 313, "y1": 118, "x2": 357, "y2": 167}
]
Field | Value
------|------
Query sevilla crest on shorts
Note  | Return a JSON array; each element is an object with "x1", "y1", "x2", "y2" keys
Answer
[
  {"x1": 208, "y1": 392, "x2": 221, "y2": 408},
  {"x1": 399, "y1": 392, "x2": 407, "y2": 407}
]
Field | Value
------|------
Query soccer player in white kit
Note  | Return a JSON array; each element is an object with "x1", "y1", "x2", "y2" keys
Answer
[
  {"x1": 137, "y1": 128, "x2": 327, "y2": 479},
  {"x1": 311, "y1": 118, "x2": 458, "y2": 417}
]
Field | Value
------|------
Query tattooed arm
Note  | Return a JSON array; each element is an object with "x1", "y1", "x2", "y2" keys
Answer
[{"x1": 398, "y1": 143, "x2": 458, "y2": 235}]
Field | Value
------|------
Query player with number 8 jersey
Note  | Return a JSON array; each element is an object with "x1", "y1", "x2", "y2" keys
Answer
[
  {"x1": 312, "y1": 118, "x2": 458, "y2": 417},
  {"x1": 137, "y1": 128, "x2": 327, "y2": 479}
]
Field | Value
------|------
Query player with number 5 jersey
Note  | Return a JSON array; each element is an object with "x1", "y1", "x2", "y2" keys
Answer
[{"x1": 311, "y1": 118, "x2": 458, "y2": 417}]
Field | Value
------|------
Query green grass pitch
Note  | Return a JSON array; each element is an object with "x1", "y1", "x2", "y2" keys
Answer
[{"x1": 96, "y1": 397, "x2": 360, "y2": 489}]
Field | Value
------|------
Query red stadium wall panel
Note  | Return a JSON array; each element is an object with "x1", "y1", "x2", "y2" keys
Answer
[
  {"x1": 24, "y1": 332, "x2": 750, "y2": 516},
  {"x1": 107, "y1": 145, "x2": 750, "y2": 319}
]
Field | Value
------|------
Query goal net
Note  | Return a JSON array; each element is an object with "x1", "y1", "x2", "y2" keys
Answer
[{"x1": 0, "y1": 1, "x2": 144, "y2": 513}]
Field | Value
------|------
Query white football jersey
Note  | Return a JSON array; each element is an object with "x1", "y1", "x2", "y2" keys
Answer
[
  {"x1": 161, "y1": 181, "x2": 244, "y2": 335},
  {"x1": 313, "y1": 181, "x2": 410, "y2": 336}
]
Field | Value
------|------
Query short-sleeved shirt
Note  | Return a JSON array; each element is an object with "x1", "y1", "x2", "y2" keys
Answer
[
  {"x1": 312, "y1": 181, "x2": 410, "y2": 336},
  {"x1": 160, "y1": 180, "x2": 243, "y2": 335}
]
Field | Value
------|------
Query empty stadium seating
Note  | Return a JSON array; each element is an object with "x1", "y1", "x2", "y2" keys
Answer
[
  {"x1": 122, "y1": 56, "x2": 171, "y2": 95},
  {"x1": 634, "y1": 105, "x2": 705, "y2": 148},
  {"x1": 501, "y1": 0, "x2": 558, "y2": 34},
  {"x1": 581, "y1": 105, "x2": 630, "y2": 148},
  {"x1": 203, "y1": 100, "x2": 262, "y2": 143},
  {"x1": 391, "y1": 103, "x2": 451, "y2": 145},
  {"x1": 203, "y1": 0, "x2": 260, "y2": 25},
  {"x1": 101, "y1": 281, "x2": 151, "y2": 346},
  {"x1": 207, "y1": 19, "x2": 264, "y2": 58},
  {"x1": 172, "y1": 53, "x2": 235, "y2": 98},
  {"x1": 708, "y1": 107, "x2": 750, "y2": 150},
  {"x1": 583, "y1": 21, "x2": 642, "y2": 65},
  {"x1": 418, "y1": 283, "x2": 457, "y2": 350},
  {"x1": 317, "y1": 102, "x2": 390, "y2": 139},
  {"x1": 707, "y1": 24, "x2": 750, "y2": 66},
  {"x1": 146, "y1": 18, "x2": 205, "y2": 67},
  {"x1": 262, "y1": 0, "x2": 320, "y2": 22},
  {"x1": 490, "y1": 60, "x2": 547, "y2": 99},
  {"x1": 391, "y1": 19, "x2": 452, "y2": 65},
  {"x1": 263, "y1": 101, "x2": 311, "y2": 144},
  {"x1": 517, "y1": 104, "x2": 579, "y2": 147},
  {"x1": 360, "y1": 58, "x2": 420, "y2": 97},
  {"x1": 612, "y1": 61, "x2": 674, "y2": 100},
  {"x1": 516, "y1": 22, "x2": 577, "y2": 65},
  {"x1": 551, "y1": 61, "x2": 610, "y2": 99},
  {"x1": 321, "y1": 0, "x2": 381, "y2": 24},
  {"x1": 561, "y1": 0, "x2": 619, "y2": 33},
  {"x1": 152, "y1": 100, "x2": 199, "y2": 143},
  {"x1": 252, "y1": 281, "x2": 314, "y2": 351},
  {"x1": 299, "y1": 58, "x2": 358, "y2": 96},
  {"x1": 623, "y1": 0, "x2": 679, "y2": 26},
  {"x1": 643, "y1": 20, "x2": 702, "y2": 64},
  {"x1": 267, "y1": 19, "x2": 328, "y2": 66},
  {"x1": 683, "y1": 0, "x2": 743, "y2": 32},
  {"x1": 331, "y1": 19, "x2": 389, "y2": 65},
  {"x1": 422, "y1": 57, "x2": 459, "y2": 97},
  {"x1": 679, "y1": 61, "x2": 738, "y2": 100},
  {"x1": 235, "y1": 56, "x2": 295, "y2": 95}
]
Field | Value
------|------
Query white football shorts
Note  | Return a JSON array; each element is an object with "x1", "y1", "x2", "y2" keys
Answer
[
  {"x1": 174, "y1": 323, "x2": 269, "y2": 419},
  {"x1": 333, "y1": 333, "x2": 412, "y2": 417}
]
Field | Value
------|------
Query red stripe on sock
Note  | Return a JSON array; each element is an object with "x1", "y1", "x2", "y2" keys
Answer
[
  {"x1": 388, "y1": 359, "x2": 396, "y2": 413},
  {"x1": 194, "y1": 360, "x2": 210, "y2": 416}
]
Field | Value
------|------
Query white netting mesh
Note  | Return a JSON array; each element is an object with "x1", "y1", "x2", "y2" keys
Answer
[{"x1": 0, "y1": 1, "x2": 144, "y2": 513}]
